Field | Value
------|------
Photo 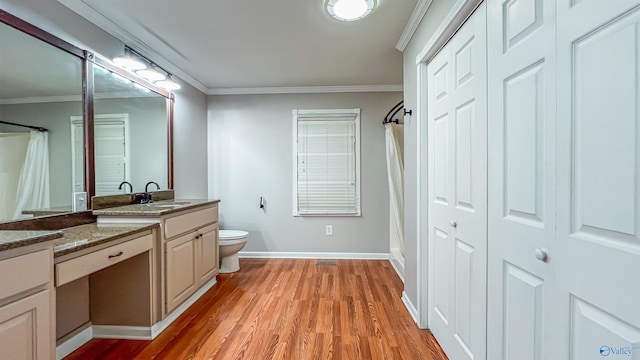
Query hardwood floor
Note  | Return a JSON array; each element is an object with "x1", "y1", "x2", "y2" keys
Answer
[{"x1": 65, "y1": 258, "x2": 447, "y2": 359}]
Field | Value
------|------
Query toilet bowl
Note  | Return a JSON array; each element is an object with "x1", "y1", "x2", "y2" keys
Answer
[{"x1": 219, "y1": 230, "x2": 249, "y2": 273}]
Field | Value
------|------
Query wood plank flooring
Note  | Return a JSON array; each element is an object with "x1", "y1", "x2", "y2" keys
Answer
[{"x1": 65, "y1": 258, "x2": 447, "y2": 359}]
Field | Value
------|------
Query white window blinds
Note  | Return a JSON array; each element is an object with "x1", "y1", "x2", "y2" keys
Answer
[{"x1": 293, "y1": 109, "x2": 361, "y2": 216}]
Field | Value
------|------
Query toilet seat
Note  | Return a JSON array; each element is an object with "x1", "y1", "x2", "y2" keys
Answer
[{"x1": 219, "y1": 230, "x2": 248, "y2": 240}]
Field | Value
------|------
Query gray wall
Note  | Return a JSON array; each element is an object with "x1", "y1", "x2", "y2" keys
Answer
[
  {"x1": 208, "y1": 92, "x2": 402, "y2": 254},
  {"x1": 2, "y1": 0, "x2": 209, "y2": 199},
  {"x1": 94, "y1": 97, "x2": 168, "y2": 193},
  {"x1": 402, "y1": 1, "x2": 457, "y2": 308},
  {"x1": 0, "y1": 101, "x2": 82, "y2": 207}
]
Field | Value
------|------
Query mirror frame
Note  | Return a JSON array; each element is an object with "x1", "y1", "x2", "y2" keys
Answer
[{"x1": 0, "y1": 9, "x2": 174, "y2": 210}]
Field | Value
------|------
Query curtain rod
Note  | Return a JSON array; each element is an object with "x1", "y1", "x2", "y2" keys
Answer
[
  {"x1": 0, "y1": 120, "x2": 48, "y2": 132},
  {"x1": 383, "y1": 100, "x2": 404, "y2": 125}
]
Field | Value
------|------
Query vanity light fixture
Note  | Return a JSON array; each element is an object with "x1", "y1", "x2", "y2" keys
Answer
[
  {"x1": 112, "y1": 47, "x2": 147, "y2": 70},
  {"x1": 112, "y1": 46, "x2": 182, "y2": 91},
  {"x1": 136, "y1": 66, "x2": 166, "y2": 82},
  {"x1": 155, "y1": 75, "x2": 182, "y2": 90},
  {"x1": 326, "y1": 0, "x2": 375, "y2": 21}
]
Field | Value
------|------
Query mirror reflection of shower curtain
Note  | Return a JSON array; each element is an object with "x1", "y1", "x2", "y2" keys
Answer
[
  {"x1": 13, "y1": 131, "x2": 50, "y2": 219},
  {"x1": 385, "y1": 123, "x2": 404, "y2": 259},
  {"x1": 0, "y1": 132, "x2": 30, "y2": 219}
]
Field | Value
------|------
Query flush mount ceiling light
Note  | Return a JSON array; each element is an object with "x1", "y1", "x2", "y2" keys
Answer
[
  {"x1": 326, "y1": 0, "x2": 375, "y2": 21},
  {"x1": 112, "y1": 46, "x2": 182, "y2": 92}
]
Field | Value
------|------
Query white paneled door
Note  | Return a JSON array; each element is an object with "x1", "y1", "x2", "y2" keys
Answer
[
  {"x1": 487, "y1": 0, "x2": 640, "y2": 359},
  {"x1": 427, "y1": 4, "x2": 487, "y2": 360},
  {"x1": 556, "y1": 0, "x2": 640, "y2": 359},
  {"x1": 487, "y1": 0, "x2": 559, "y2": 359}
]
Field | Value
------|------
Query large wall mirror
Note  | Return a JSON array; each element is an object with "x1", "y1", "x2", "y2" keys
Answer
[
  {"x1": 91, "y1": 62, "x2": 170, "y2": 196},
  {"x1": 0, "y1": 10, "x2": 174, "y2": 224}
]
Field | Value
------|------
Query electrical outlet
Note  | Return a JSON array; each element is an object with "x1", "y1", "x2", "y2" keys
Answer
[
  {"x1": 325, "y1": 225, "x2": 333, "y2": 236},
  {"x1": 73, "y1": 191, "x2": 87, "y2": 212}
]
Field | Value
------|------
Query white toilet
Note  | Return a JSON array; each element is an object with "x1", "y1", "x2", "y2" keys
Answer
[{"x1": 218, "y1": 230, "x2": 249, "y2": 273}]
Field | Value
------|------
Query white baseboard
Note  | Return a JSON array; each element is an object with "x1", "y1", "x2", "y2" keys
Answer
[
  {"x1": 56, "y1": 326, "x2": 93, "y2": 360},
  {"x1": 389, "y1": 251, "x2": 405, "y2": 283},
  {"x1": 239, "y1": 251, "x2": 390, "y2": 260},
  {"x1": 92, "y1": 325, "x2": 152, "y2": 340},
  {"x1": 402, "y1": 291, "x2": 419, "y2": 325},
  {"x1": 56, "y1": 277, "x2": 217, "y2": 357}
]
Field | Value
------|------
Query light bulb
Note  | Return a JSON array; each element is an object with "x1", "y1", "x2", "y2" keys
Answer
[
  {"x1": 155, "y1": 79, "x2": 181, "y2": 91},
  {"x1": 136, "y1": 67, "x2": 166, "y2": 81},
  {"x1": 333, "y1": 0, "x2": 368, "y2": 20},
  {"x1": 112, "y1": 56, "x2": 147, "y2": 70}
]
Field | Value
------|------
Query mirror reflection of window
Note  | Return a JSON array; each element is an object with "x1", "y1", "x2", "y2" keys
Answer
[
  {"x1": 0, "y1": 21, "x2": 83, "y2": 221},
  {"x1": 93, "y1": 64, "x2": 168, "y2": 195}
]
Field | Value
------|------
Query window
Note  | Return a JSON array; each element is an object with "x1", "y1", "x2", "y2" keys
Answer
[{"x1": 293, "y1": 108, "x2": 361, "y2": 216}]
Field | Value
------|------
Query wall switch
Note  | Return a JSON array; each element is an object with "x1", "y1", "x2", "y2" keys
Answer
[
  {"x1": 325, "y1": 225, "x2": 333, "y2": 236},
  {"x1": 73, "y1": 192, "x2": 87, "y2": 212}
]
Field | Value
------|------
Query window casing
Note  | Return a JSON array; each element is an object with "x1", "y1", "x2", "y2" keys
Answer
[{"x1": 293, "y1": 108, "x2": 361, "y2": 216}]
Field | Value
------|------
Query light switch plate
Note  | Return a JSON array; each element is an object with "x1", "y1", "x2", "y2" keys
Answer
[{"x1": 73, "y1": 191, "x2": 87, "y2": 212}]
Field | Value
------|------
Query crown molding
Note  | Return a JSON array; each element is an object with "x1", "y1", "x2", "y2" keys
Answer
[
  {"x1": 0, "y1": 91, "x2": 157, "y2": 105},
  {"x1": 207, "y1": 84, "x2": 403, "y2": 96},
  {"x1": 0, "y1": 95, "x2": 81, "y2": 105},
  {"x1": 416, "y1": 0, "x2": 482, "y2": 64},
  {"x1": 56, "y1": 0, "x2": 209, "y2": 93},
  {"x1": 395, "y1": 0, "x2": 434, "y2": 52}
]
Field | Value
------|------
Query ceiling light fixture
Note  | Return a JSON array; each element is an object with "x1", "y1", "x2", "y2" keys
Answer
[
  {"x1": 111, "y1": 46, "x2": 182, "y2": 91},
  {"x1": 326, "y1": 0, "x2": 375, "y2": 21}
]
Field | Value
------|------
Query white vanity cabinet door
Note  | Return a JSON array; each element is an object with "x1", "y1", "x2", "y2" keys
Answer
[
  {"x1": 197, "y1": 224, "x2": 219, "y2": 286},
  {"x1": 0, "y1": 289, "x2": 51, "y2": 360},
  {"x1": 165, "y1": 232, "x2": 197, "y2": 314}
]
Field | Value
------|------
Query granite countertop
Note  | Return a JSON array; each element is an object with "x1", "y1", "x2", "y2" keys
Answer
[
  {"x1": 22, "y1": 205, "x2": 73, "y2": 216},
  {"x1": 54, "y1": 223, "x2": 158, "y2": 257},
  {"x1": 0, "y1": 230, "x2": 63, "y2": 252},
  {"x1": 92, "y1": 199, "x2": 219, "y2": 217}
]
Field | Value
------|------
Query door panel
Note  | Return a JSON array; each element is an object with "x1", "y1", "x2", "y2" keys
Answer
[
  {"x1": 427, "y1": 4, "x2": 487, "y2": 360},
  {"x1": 557, "y1": 2, "x2": 640, "y2": 358},
  {"x1": 487, "y1": 0, "x2": 556, "y2": 358}
]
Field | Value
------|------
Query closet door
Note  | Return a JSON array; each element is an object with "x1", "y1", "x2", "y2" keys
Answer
[
  {"x1": 486, "y1": 0, "x2": 560, "y2": 358},
  {"x1": 427, "y1": 3, "x2": 487, "y2": 360},
  {"x1": 556, "y1": 1, "x2": 640, "y2": 358}
]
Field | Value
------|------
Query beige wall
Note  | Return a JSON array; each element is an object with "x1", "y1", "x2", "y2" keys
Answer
[
  {"x1": 208, "y1": 92, "x2": 402, "y2": 254},
  {"x1": 402, "y1": 0, "x2": 457, "y2": 308}
]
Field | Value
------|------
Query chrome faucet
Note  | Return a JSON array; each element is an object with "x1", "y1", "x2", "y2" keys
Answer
[
  {"x1": 145, "y1": 181, "x2": 160, "y2": 193},
  {"x1": 118, "y1": 181, "x2": 133, "y2": 193}
]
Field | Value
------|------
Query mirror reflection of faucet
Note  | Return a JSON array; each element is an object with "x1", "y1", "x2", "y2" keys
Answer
[
  {"x1": 145, "y1": 181, "x2": 160, "y2": 193},
  {"x1": 118, "y1": 181, "x2": 133, "y2": 193}
]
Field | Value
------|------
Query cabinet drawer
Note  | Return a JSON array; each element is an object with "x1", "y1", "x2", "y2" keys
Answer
[
  {"x1": 0, "y1": 249, "x2": 51, "y2": 300},
  {"x1": 164, "y1": 205, "x2": 218, "y2": 239},
  {"x1": 56, "y1": 234, "x2": 153, "y2": 286}
]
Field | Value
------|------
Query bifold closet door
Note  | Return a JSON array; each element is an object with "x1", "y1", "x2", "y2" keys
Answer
[
  {"x1": 486, "y1": 0, "x2": 560, "y2": 358},
  {"x1": 426, "y1": 3, "x2": 487, "y2": 360},
  {"x1": 556, "y1": 0, "x2": 640, "y2": 358}
]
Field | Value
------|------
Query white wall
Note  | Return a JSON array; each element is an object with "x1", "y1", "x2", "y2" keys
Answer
[
  {"x1": 2, "y1": 0, "x2": 209, "y2": 199},
  {"x1": 208, "y1": 92, "x2": 402, "y2": 254},
  {"x1": 402, "y1": 0, "x2": 457, "y2": 308}
]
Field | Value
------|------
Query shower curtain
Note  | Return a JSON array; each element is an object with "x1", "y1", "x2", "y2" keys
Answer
[
  {"x1": 12, "y1": 131, "x2": 50, "y2": 219},
  {"x1": 0, "y1": 132, "x2": 30, "y2": 219},
  {"x1": 385, "y1": 123, "x2": 404, "y2": 264}
]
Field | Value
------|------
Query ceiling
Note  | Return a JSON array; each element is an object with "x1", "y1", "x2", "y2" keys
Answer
[{"x1": 56, "y1": 0, "x2": 418, "y2": 93}]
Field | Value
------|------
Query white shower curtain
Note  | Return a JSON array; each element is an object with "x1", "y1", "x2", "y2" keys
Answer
[
  {"x1": 385, "y1": 123, "x2": 404, "y2": 259},
  {"x1": 13, "y1": 131, "x2": 50, "y2": 219},
  {"x1": 0, "y1": 133, "x2": 30, "y2": 220}
]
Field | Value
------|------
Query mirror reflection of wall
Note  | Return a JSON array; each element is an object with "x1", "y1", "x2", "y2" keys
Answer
[
  {"x1": 92, "y1": 64, "x2": 168, "y2": 196},
  {"x1": 0, "y1": 21, "x2": 83, "y2": 222}
]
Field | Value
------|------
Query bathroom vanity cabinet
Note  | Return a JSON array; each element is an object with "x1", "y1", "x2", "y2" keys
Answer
[
  {"x1": 94, "y1": 200, "x2": 220, "y2": 319},
  {"x1": 0, "y1": 243, "x2": 55, "y2": 360}
]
